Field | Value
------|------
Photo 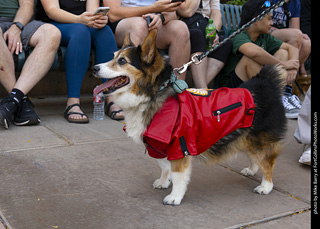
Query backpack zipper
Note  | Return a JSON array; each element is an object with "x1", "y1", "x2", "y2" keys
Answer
[{"x1": 213, "y1": 102, "x2": 242, "y2": 122}]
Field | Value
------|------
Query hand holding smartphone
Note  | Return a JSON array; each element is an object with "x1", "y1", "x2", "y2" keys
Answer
[
  {"x1": 171, "y1": 0, "x2": 185, "y2": 3},
  {"x1": 93, "y1": 7, "x2": 110, "y2": 15}
]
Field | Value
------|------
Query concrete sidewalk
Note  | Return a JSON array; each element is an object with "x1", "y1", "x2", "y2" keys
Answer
[{"x1": 0, "y1": 96, "x2": 311, "y2": 229}]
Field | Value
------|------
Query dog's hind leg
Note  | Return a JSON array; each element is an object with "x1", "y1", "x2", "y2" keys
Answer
[
  {"x1": 163, "y1": 156, "x2": 192, "y2": 206},
  {"x1": 153, "y1": 158, "x2": 172, "y2": 189},
  {"x1": 241, "y1": 158, "x2": 259, "y2": 176},
  {"x1": 252, "y1": 143, "x2": 280, "y2": 195}
]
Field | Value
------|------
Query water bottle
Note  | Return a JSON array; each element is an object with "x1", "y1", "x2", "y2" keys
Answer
[
  {"x1": 93, "y1": 92, "x2": 105, "y2": 120},
  {"x1": 205, "y1": 19, "x2": 217, "y2": 51}
]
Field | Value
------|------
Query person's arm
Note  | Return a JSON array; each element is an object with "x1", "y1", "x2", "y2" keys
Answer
[
  {"x1": 289, "y1": 17, "x2": 300, "y2": 29},
  {"x1": 14, "y1": 0, "x2": 34, "y2": 26},
  {"x1": 104, "y1": 0, "x2": 181, "y2": 23},
  {"x1": 176, "y1": 0, "x2": 200, "y2": 18},
  {"x1": 40, "y1": 0, "x2": 96, "y2": 27},
  {"x1": 239, "y1": 42, "x2": 299, "y2": 69},
  {"x1": 86, "y1": 0, "x2": 108, "y2": 29},
  {"x1": 210, "y1": 9, "x2": 222, "y2": 32}
]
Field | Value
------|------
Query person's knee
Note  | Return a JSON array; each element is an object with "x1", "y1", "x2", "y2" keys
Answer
[
  {"x1": 128, "y1": 19, "x2": 149, "y2": 45},
  {"x1": 35, "y1": 24, "x2": 61, "y2": 50},
  {"x1": 302, "y1": 36, "x2": 311, "y2": 54},
  {"x1": 117, "y1": 18, "x2": 148, "y2": 46},
  {"x1": 274, "y1": 48, "x2": 289, "y2": 61},
  {"x1": 44, "y1": 24, "x2": 61, "y2": 48},
  {"x1": 288, "y1": 29, "x2": 303, "y2": 48},
  {"x1": 170, "y1": 20, "x2": 189, "y2": 43}
]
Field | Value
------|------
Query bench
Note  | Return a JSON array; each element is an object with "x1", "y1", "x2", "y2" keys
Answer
[
  {"x1": 220, "y1": 4, "x2": 243, "y2": 37},
  {"x1": 4, "y1": 3, "x2": 242, "y2": 97}
]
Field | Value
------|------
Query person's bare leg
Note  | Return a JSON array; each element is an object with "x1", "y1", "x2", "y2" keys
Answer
[
  {"x1": 190, "y1": 53, "x2": 208, "y2": 88},
  {"x1": 156, "y1": 20, "x2": 190, "y2": 81},
  {"x1": 14, "y1": 24, "x2": 61, "y2": 95},
  {"x1": 114, "y1": 17, "x2": 149, "y2": 47},
  {"x1": 235, "y1": 55, "x2": 262, "y2": 82},
  {"x1": 271, "y1": 28, "x2": 310, "y2": 74},
  {"x1": 0, "y1": 29, "x2": 16, "y2": 93},
  {"x1": 206, "y1": 57, "x2": 224, "y2": 85}
]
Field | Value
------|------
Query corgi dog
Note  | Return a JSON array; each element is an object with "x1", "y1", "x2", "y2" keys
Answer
[{"x1": 92, "y1": 30, "x2": 287, "y2": 206}]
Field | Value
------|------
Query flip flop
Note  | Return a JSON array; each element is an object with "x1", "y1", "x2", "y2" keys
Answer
[
  {"x1": 105, "y1": 102, "x2": 124, "y2": 121},
  {"x1": 64, "y1": 103, "x2": 89, "y2": 124}
]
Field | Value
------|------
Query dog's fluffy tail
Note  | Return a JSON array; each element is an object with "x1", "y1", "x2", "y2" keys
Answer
[
  {"x1": 240, "y1": 64, "x2": 287, "y2": 138},
  {"x1": 240, "y1": 64, "x2": 287, "y2": 97}
]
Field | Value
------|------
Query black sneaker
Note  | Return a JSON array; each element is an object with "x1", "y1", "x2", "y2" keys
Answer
[
  {"x1": 14, "y1": 97, "x2": 41, "y2": 126},
  {"x1": 0, "y1": 97, "x2": 19, "y2": 129}
]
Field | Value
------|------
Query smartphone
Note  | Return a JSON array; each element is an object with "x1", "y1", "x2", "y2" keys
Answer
[
  {"x1": 171, "y1": 0, "x2": 185, "y2": 3},
  {"x1": 93, "y1": 7, "x2": 110, "y2": 15}
]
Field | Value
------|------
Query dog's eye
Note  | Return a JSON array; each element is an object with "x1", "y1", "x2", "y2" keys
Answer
[{"x1": 118, "y1": 57, "x2": 127, "y2": 65}]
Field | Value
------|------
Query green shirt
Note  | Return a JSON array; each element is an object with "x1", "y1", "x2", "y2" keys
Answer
[
  {"x1": 0, "y1": 0, "x2": 19, "y2": 18},
  {"x1": 219, "y1": 31, "x2": 283, "y2": 87}
]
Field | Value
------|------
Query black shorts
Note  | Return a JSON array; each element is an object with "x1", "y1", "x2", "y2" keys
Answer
[
  {"x1": 108, "y1": 20, "x2": 121, "y2": 34},
  {"x1": 0, "y1": 18, "x2": 45, "y2": 50},
  {"x1": 227, "y1": 71, "x2": 244, "y2": 88}
]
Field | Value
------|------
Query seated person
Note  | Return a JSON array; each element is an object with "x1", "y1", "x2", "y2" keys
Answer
[
  {"x1": 0, "y1": 0, "x2": 61, "y2": 129},
  {"x1": 177, "y1": 0, "x2": 232, "y2": 88},
  {"x1": 270, "y1": 0, "x2": 311, "y2": 78},
  {"x1": 37, "y1": 0, "x2": 122, "y2": 123},
  {"x1": 219, "y1": 0, "x2": 300, "y2": 119},
  {"x1": 104, "y1": 0, "x2": 190, "y2": 81}
]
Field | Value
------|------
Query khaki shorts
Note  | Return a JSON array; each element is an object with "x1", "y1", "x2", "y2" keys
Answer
[{"x1": 0, "y1": 17, "x2": 45, "y2": 50}]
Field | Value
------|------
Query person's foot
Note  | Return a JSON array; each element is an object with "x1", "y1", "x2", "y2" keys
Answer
[
  {"x1": 287, "y1": 93, "x2": 302, "y2": 109},
  {"x1": 64, "y1": 103, "x2": 89, "y2": 124},
  {"x1": 282, "y1": 95, "x2": 299, "y2": 119},
  {"x1": 0, "y1": 96, "x2": 19, "y2": 129},
  {"x1": 14, "y1": 96, "x2": 41, "y2": 126},
  {"x1": 299, "y1": 145, "x2": 311, "y2": 165},
  {"x1": 106, "y1": 102, "x2": 125, "y2": 121}
]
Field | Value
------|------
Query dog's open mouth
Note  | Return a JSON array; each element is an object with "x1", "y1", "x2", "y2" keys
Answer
[{"x1": 94, "y1": 76, "x2": 130, "y2": 95}]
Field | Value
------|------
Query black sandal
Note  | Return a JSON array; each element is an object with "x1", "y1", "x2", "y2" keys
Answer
[
  {"x1": 105, "y1": 102, "x2": 124, "y2": 121},
  {"x1": 64, "y1": 104, "x2": 89, "y2": 124}
]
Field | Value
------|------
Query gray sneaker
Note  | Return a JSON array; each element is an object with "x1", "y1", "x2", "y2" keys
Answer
[
  {"x1": 287, "y1": 94, "x2": 302, "y2": 109},
  {"x1": 282, "y1": 95, "x2": 299, "y2": 119}
]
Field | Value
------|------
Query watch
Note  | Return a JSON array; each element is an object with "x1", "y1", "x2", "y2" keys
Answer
[
  {"x1": 156, "y1": 13, "x2": 165, "y2": 24},
  {"x1": 12, "y1": 22, "x2": 24, "y2": 31}
]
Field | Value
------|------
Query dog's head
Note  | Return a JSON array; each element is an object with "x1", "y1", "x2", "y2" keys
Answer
[{"x1": 92, "y1": 30, "x2": 172, "y2": 108}]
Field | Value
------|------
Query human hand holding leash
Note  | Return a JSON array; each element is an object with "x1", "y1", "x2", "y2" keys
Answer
[{"x1": 143, "y1": 14, "x2": 162, "y2": 31}]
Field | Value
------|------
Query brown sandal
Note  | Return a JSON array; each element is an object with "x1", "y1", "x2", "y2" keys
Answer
[{"x1": 64, "y1": 104, "x2": 89, "y2": 124}]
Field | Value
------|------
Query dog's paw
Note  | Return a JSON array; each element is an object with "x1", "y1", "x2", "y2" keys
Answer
[
  {"x1": 153, "y1": 178, "x2": 171, "y2": 189},
  {"x1": 253, "y1": 183, "x2": 273, "y2": 195},
  {"x1": 163, "y1": 194, "x2": 183, "y2": 206},
  {"x1": 241, "y1": 168, "x2": 256, "y2": 176}
]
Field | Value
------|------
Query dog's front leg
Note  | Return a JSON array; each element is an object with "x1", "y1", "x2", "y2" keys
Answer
[
  {"x1": 153, "y1": 158, "x2": 172, "y2": 189},
  {"x1": 163, "y1": 156, "x2": 192, "y2": 206}
]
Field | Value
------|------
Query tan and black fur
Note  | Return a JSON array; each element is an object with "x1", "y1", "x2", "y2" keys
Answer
[{"x1": 92, "y1": 30, "x2": 287, "y2": 205}]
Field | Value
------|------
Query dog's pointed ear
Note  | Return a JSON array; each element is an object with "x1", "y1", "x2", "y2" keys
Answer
[
  {"x1": 141, "y1": 30, "x2": 157, "y2": 66},
  {"x1": 123, "y1": 33, "x2": 135, "y2": 47}
]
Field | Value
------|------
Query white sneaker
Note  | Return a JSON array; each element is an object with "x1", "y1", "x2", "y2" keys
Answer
[
  {"x1": 282, "y1": 95, "x2": 299, "y2": 119},
  {"x1": 288, "y1": 94, "x2": 302, "y2": 109},
  {"x1": 299, "y1": 145, "x2": 311, "y2": 165}
]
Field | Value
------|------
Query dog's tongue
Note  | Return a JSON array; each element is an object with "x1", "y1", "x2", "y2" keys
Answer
[{"x1": 93, "y1": 80, "x2": 115, "y2": 95}]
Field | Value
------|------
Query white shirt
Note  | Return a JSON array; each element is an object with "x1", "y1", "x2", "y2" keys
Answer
[{"x1": 196, "y1": 0, "x2": 221, "y2": 19}]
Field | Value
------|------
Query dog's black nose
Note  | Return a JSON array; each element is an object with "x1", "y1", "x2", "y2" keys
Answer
[{"x1": 92, "y1": 65, "x2": 100, "y2": 73}]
